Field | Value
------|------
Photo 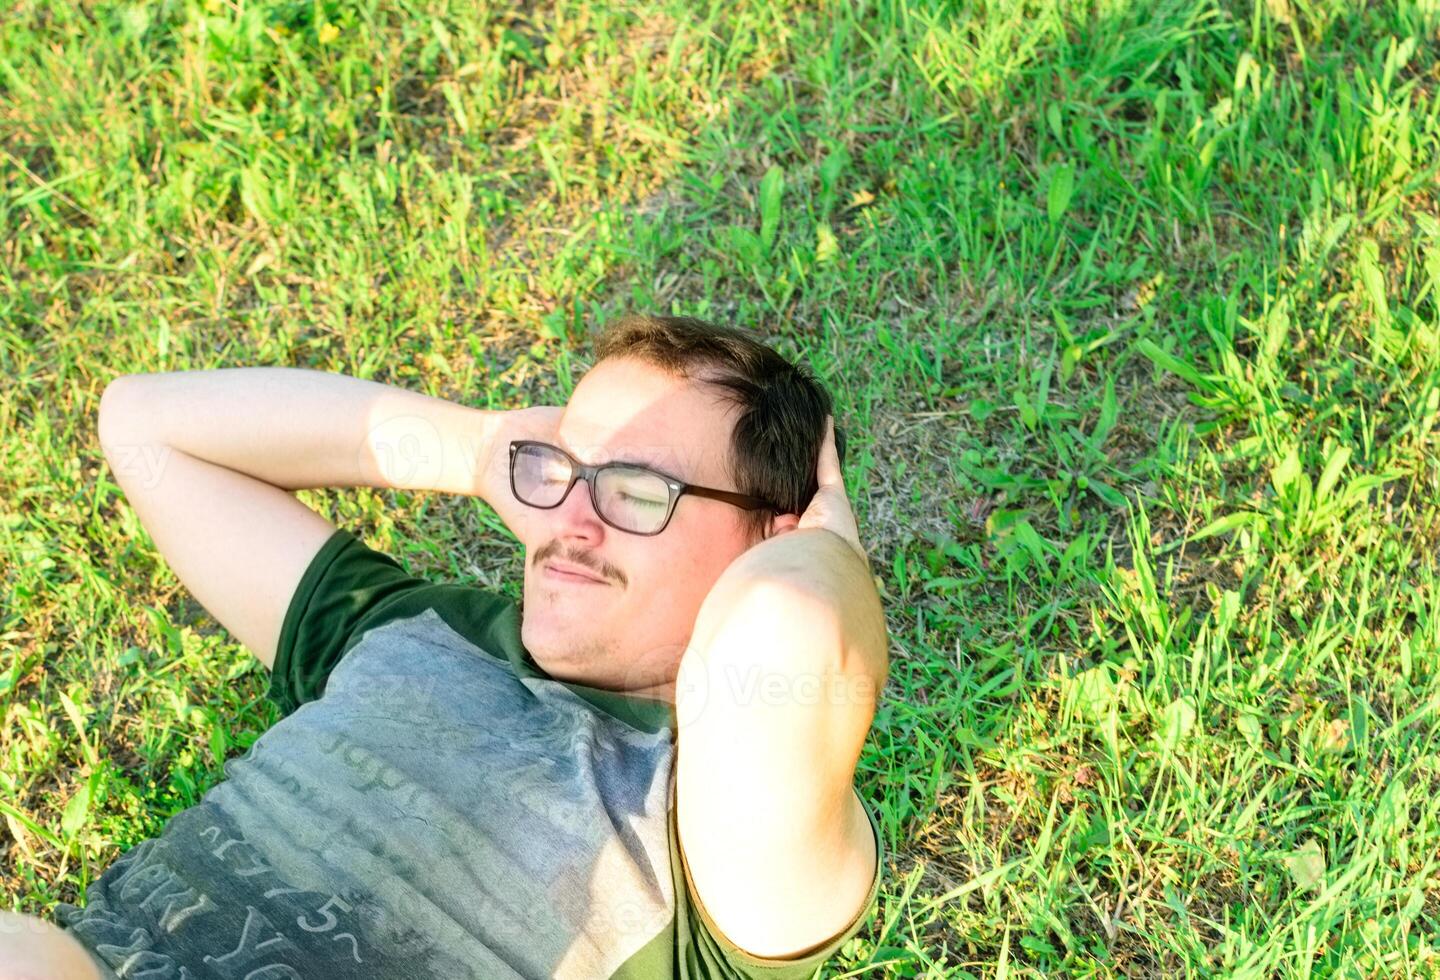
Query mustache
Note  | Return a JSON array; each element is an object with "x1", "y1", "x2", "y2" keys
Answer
[{"x1": 533, "y1": 539, "x2": 628, "y2": 587}]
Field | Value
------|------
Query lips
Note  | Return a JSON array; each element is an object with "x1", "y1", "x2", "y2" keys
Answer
[{"x1": 544, "y1": 560, "x2": 609, "y2": 585}]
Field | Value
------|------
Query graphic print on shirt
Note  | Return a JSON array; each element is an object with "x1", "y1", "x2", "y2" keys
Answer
[{"x1": 56, "y1": 608, "x2": 677, "y2": 979}]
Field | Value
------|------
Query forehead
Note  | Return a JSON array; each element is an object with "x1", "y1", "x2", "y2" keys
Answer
[{"x1": 557, "y1": 357, "x2": 736, "y2": 483}]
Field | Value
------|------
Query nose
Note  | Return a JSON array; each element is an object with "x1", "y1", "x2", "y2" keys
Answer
[{"x1": 549, "y1": 475, "x2": 606, "y2": 545}]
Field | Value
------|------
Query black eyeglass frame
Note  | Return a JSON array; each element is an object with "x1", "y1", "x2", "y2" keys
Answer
[{"x1": 508, "y1": 440, "x2": 778, "y2": 536}]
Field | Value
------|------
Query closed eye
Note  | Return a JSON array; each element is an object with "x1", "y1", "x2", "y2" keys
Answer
[{"x1": 618, "y1": 492, "x2": 667, "y2": 509}]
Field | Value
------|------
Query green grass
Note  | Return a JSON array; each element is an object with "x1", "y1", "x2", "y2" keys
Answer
[{"x1": 5, "y1": 0, "x2": 1440, "y2": 975}]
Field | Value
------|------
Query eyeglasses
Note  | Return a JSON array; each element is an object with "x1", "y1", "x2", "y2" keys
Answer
[{"x1": 508, "y1": 440, "x2": 777, "y2": 536}]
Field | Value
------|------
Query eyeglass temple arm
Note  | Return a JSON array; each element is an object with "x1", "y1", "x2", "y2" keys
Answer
[
  {"x1": 681, "y1": 422, "x2": 846, "y2": 512},
  {"x1": 682, "y1": 485, "x2": 775, "y2": 511}
]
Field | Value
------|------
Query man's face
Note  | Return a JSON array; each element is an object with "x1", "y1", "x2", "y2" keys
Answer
[{"x1": 515, "y1": 356, "x2": 778, "y2": 701}]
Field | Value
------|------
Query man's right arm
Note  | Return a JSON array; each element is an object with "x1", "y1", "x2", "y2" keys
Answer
[{"x1": 97, "y1": 367, "x2": 555, "y2": 671}]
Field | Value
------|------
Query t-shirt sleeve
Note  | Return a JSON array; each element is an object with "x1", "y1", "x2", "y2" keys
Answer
[
  {"x1": 674, "y1": 784, "x2": 885, "y2": 979},
  {"x1": 266, "y1": 527, "x2": 443, "y2": 718}
]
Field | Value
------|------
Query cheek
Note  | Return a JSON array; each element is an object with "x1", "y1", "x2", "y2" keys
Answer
[{"x1": 652, "y1": 526, "x2": 751, "y2": 600}]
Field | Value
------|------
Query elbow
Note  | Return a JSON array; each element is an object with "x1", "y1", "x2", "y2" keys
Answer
[
  {"x1": 732, "y1": 563, "x2": 889, "y2": 684},
  {"x1": 97, "y1": 375, "x2": 138, "y2": 450},
  {"x1": 98, "y1": 375, "x2": 167, "y2": 487},
  {"x1": 689, "y1": 577, "x2": 886, "y2": 718},
  {"x1": 98, "y1": 374, "x2": 165, "y2": 450},
  {"x1": 692, "y1": 531, "x2": 889, "y2": 688},
  {"x1": 715, "y1": 577, "x2": 854, "y2": 677},
  {"x1": 759, "y1": 572, "x2": 889, "y2": 697}
]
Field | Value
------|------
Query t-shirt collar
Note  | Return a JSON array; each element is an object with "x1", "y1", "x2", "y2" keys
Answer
[{"x1": 509, "y1": 643, "x2": 678, "y2": 735}]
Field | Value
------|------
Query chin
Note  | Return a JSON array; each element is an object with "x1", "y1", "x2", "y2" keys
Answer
[{"x1": 523, "y1": 616, "x2": 594, "y2": 659}]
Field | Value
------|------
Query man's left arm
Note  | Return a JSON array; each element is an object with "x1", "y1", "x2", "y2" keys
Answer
[{"x1": 673, "y1": 419, "x2": 889, "y2": 960}]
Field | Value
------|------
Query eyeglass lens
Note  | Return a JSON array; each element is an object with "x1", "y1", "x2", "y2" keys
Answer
[{"x1": 512, "y1": 443, "x2": 673, "y2": 533}]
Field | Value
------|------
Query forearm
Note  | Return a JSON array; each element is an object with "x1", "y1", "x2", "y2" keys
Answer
[{"x1": 98, "y1": 367, "x2": 503, "y2": 498}]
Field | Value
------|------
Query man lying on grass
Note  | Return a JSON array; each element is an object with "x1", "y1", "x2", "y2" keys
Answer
[{"x1": 1, "y1": 315, "x2": 889, "y2": 980}]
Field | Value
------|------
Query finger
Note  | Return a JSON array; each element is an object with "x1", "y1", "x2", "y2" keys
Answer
[
  {"x1": 815, "y1": 416, "x2": 844, "y2": 489},
  {"x1": 809, "y1": 497, "x2": 867, "y2": 565}
]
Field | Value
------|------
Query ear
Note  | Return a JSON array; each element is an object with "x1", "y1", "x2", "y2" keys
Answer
[{"x1": 766, "y1": 512, "x2": 801, "y2": 537}]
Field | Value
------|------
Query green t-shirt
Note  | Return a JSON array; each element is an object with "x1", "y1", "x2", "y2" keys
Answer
[{"x1": 56, "y1": 527, "x2": 884, "y2": 979}]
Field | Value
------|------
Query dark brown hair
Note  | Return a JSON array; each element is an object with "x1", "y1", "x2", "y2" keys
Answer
[{"x1": 592, "y1": 313, "x2": 845, "y2": 542}]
